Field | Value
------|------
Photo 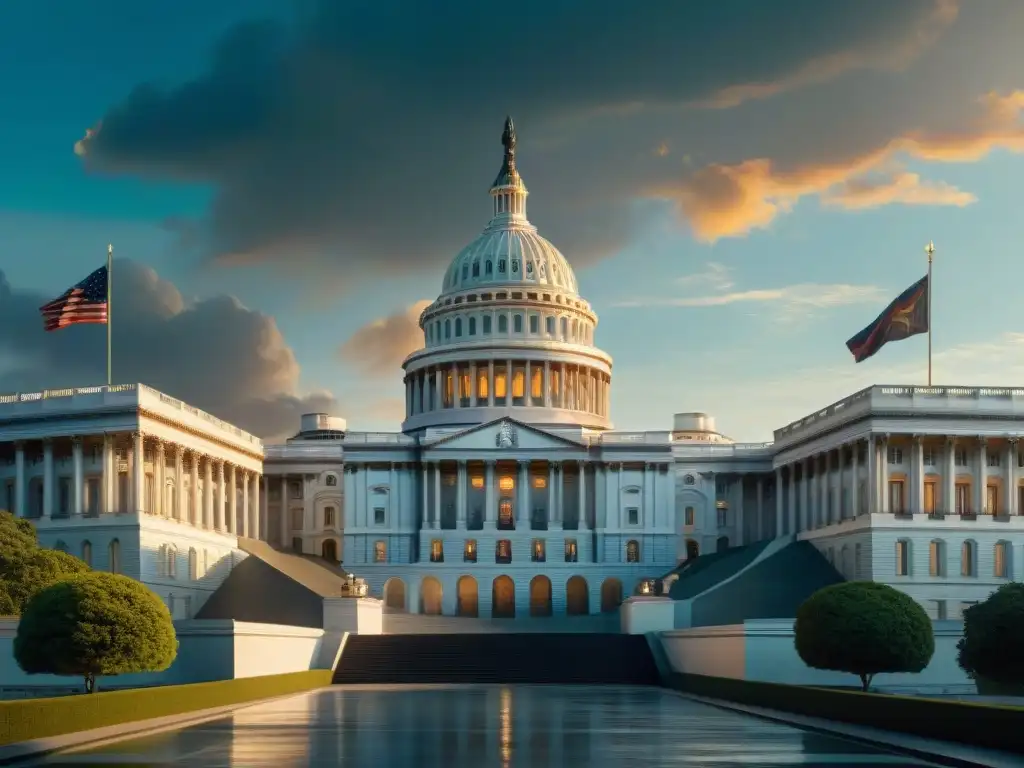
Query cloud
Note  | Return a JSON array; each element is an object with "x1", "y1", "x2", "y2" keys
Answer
[
  {"x1": 339, "y1": 300, "x2": 431, "y2": 377},
  {"x1": 662, "y1": 89, "x2": 1024, "y2": 242},
  {"x1": 0, "y1": 262, "x2": 341, "y2": 441},
  {"x1": 72, "y1": 0, "x2": 958, "y2": 283},
  {"x1": 614, "y1": 263, "x2": 886, "y2": 313},
  {"x1": 822, "y1": 171, "x2": 976, "y2": 210}
]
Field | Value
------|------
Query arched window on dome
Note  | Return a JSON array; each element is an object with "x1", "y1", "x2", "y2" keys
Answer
[
  {"x1": 445, "y1": 319, "x2": 451, "y2": 340},
  {"x1": 498, "y1": 315, "x2": 508, "y2": 333},
  {"x1": 455, "y1": 318, "x2": 462, "y2": 337},
  {"x1": 468, "y1": 317, "x2": 477, "y2": 335},
  {"x1": 483, "y1": 315, "x2": 492, "y2": 334},
  {"x1": 513, "y1": 314, "x2": 523, "y2": 333},
  {"x1": 472, "y1": 261, "x2": 480, "y2": 277},
  {"x1": 485, "y1": 260, "x2": 493, "y2": 275},
  {"x1": 434, "y1": 321, "x2": 441, "y2": 343},
  {"x1": 560, "y1": 317, "x2": 568, "y2": 339},
  {"x1": 546, "y1": 316, "x2": 555, "y2": 335}
]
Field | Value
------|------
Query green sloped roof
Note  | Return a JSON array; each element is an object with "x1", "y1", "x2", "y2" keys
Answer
[
  {"x1": 690, "y1": 540, "x2": 844, "y2": 627},
  {"x1": 668, "y1": 541, "x2": 771, "y2": 600}
]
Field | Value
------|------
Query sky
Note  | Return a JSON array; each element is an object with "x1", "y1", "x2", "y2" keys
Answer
[{"x1": 2, "y1": 0, "x2": 1024, "y2": 443}]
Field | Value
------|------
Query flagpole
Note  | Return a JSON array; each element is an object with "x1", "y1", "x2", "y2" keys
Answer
[
  {"x1": 926, "y1": 241, "x2": 934, "y2": 386},
  {"x1": 106, "y1": 244, "x2": 113, "y2": 387}
]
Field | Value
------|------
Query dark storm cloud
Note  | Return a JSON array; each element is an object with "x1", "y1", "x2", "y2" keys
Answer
[
  {"x1": 75, "y1": 0, "x2": 958, "y2": 284},
  {"x1": 0, "y1": 262, "x2": 338, "y2": 440}
]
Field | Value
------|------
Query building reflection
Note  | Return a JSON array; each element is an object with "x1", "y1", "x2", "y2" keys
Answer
[{"x1": 223, "y1": 690, "x2": 316, "y2": 766}]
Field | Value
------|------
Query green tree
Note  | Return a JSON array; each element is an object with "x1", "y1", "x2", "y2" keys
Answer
[
  {"x1": 794, "y1": 581, "x2": 934, "y2": 691},
  {"x1": 957, "y1": 583, "x2": 1024, "y2": 692},
  {"x1": 0, "y1": 511, "x2": 90, "y2": 615},
  {"x1": 14, "y1": 572, "x2": 178, "y2": 693}
]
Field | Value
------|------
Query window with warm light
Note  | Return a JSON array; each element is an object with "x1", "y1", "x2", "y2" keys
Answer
[
  {"x1": 477, "y1": 371, "x2": 489, "y2": 400},
  {"x1": 499, "y1": 476, "x2": 515, "y2": 491},
  {"x1": 323, "y1": 506, "x2": 335, "y2": 526},
  {"x1": 464, "y1": 539, "x2": 477, "y2": 562},
  {"x1": 498, "y1": 500, "x2": 514, "y2": 529},
  {"x1": 430, "y1": 539, "x2": 444, "y2": 563},
  {"x1": 511, "y1": 369, "x2": 525, "y2": 398},
  {"x1": 929, "y1": 540, "x2": 945, "y2": 576},
  {"x1": 994, "y1": 541, "x2": 1009, "y2": 578},
  {"x1": 684, "y1": 506, "x2": 694, "y2": 526},
  {"x1": 564, "y1": 539, "x2": 578, "y2": 562},
  {"x1": 549, "y1": 369, "x2": 561, "y2": 406},
  {"x1": 895, "y1": 539, "x2": 910, "y2": 576},
  {"x1": 626, "y1": 540, "x2": 640, "y2": 563},
  {"x1": 460, "y1": 371, "x2": 472, "y2": 401},
  {"x1": 443, "y1": 371, "x2": 454, "y2": 407},
  {"x1": 532, "y1": 475, "x2": 547, "y2": 489},
  {"x1": 494, "y1": 368, "x2": 507, "y2": 398},
  {"x1": 471, "y1": 476, "x2": 484, "y2": 489},
  {"x1": 374, "y1": 541, "x2": 387, "y2": 562},
  {"x1": 532, "y1": 539, "x2": 546, "y2": 562},
  {"x1": 496, "y1": 539, "x2": 512, "y2": 563},
  {"x1": 530, "y1": 367, "x2": 543, "y2": 399}
]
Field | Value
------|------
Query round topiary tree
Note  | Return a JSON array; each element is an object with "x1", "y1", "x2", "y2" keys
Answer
[
  {"x1": 794, "y1": 581, "x2": 934, "y2": 691},
  {"x1": 0, "y1": 511, "x2": 90, "y2": 615},
  {"x1": 957, "y1": 583, "x2": 1024, "y2": 694},
  {"x1": 14, "y1": 572, "x2": 178, "y2": 693}
]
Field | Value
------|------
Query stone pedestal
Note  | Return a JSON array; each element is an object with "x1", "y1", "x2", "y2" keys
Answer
[
  {"x1": 620, "y1": 596, "x2": 676, "y2": 635},
  {"x1": 323, "y1": 597, "x2": 384, "y2": 635}
]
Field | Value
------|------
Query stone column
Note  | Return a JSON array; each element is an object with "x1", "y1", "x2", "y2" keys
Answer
[
  {"x1": 241, "y1": 471, "x2": 250, "y2": 538},
  {"x1": 456, "y1": 461, "x2": 466, "y2": 528},
  {"x1": 132, "y1": 432, "x2": 145, "y2": 514},
  {"x1": 1007, "y1": 439, "x2": 1018, "y2": 515},
  {"x1": 259, "y1": 476, "x2": 268, "y2": 539},
  {"x1": 173, "y1": 446, "x2": 183, "y2": 521},
  {"x1": 227, "y1": 464, "x2": 237, "y2": 534},
  {"x1": 42, "y1": 438, "x2": 54, "y2": 519},
  {"x1": 788, "y1": 467, "x2": 797, "y2": 534},
  {"x1": 154, "y1": 440, "x2": 165, "y2": 517},
  {"x1": 560, "y1": 362, "x2": 568, "y2": 409},
  {"x1": 434, "y1": 368, "x2": 442, "y2": 410},
  {"x1": 975, "y1": 438, "x2": 988, "y2": 514},
  {"x1": 558, "y1": 461, "x2": 566, "y2": 524},
  {"x1": 452, "y1": 364, "x2": 461, "y2": 409},
  {"x1": 72, "y1": 437, "x2": 84, "y2": 516},
  {"x1": 579, "y1": 461, "x2": 589, "y2": 528},
  {"x1": 518, "y1": 460, "x2": 530, "y2": 525},
  {"x1": 14, "y1": 441, "x2": 25, "y2": 518},
  {"x1": 801, "y1": 458, "x2": 811, "y2": 529},
  {"x1": 547, "y1": 462, "x2": 558, "y2": 530},
  {"x1": 433, "y1": 462, "x2": 441, "y2": 529},
  {"x1": 879, "y1": 436, "x2": 891, "y2": 513},
  {"x1": 280, "y1": 475, "x2": 289, "y2": 543},
  {"x1": 470, "y1": 362, "x2": 478, "y2": 406},
  {"x1": 203, "y1": 456, "x2": 213, "y2": 529},
  {"x1": 945, "y1": 438, "x2": 956, "y2": 515},
  {"x1": 421, "y1": 463, "x2": 429, "y2": 528},
  {"x1": 484, "y1": 460, "x2": 496, "y2": 524},
  {"x1": 866, "y1": 436, "x2": 877, "y2": 515},
  {"x1": 543, "y1": 361, "x2": 551, "y2": 408},
  {"x1": 249, "y1": 474, "x2": 260, "y2": 539},
  {"x1": 772, "y1": 474, "x2": 781, "y2": 539},
  {"x1": 913, "y1": 435, "x2": 925, "y2": 515},
  {"x1": 487, "y1": 362, "x2": 495, "y2": 406},
  {"x1": 190, "y1": 452, "x2": 200, "y2": 526},
  {"x1": 850, "y1": 440, "x2": 860, "y2": 519},
  {"x1": 524, "y1": 361, "x2": 532, "y2": 405}
]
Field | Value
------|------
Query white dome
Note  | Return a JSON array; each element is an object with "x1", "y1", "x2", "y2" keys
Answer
[
  {"x1": 440, "y1": 115, "x2": 579, "y2": 297},
  {"x1": 441, "y1": 224, "x2": 578, "y2": 294}
]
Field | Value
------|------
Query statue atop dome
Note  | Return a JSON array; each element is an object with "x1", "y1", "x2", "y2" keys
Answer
[
  {"x1": 492, "y1": 115, "x2": 521, "y2": 189},
  {"x1": 502, "y1": 116, "x2": 517, "y2": 155}
]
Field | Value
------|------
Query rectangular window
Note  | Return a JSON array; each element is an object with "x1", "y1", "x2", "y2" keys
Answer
[
  {"x1": 59, "y1": 478, "x2": 70, "y2": 514},
  {"x1": 564, "y1": 539, "x2": 578, "y2": 562},
  {"x1": 289, "y1": 481, "x2": 303, "y2": 499},
  {"x1": 955, "y1": 483, "x2": 970, "y2": 515},
  {"x1": 529, "y1": 314, "x2": 539, "y2": 334},
  {"x1": 477, "y1": 371, "x2": 489, "y2": 401},
  {"x1": 290, "y1": 508, "x2": 303, "y2": 530},
  {"x1": 374, "y1": 541, "x2": 387, "y2": 562},
  {"x1": 532, "y1": 539, "x2": 546, "y2": 562},
  {"x1": 717, "y1": 508, "x2": 727, "y2": 528},
  {"x1": 895, "y1": 540, "x2": 909, "y2": 576},
  {"x1": 323, "y1": 507, "x2": 335, "y2": 526},
  {"x1": 627, "y1": 507, "x2": 639, "y2": 525},
  {"x1": 460, "y1": 371, "x2": 472, "y2": 402},
  {"x1": 922, "y1": 449, "x2": 935, "y2": 466},
  {"x1": 530, "y1": 367, "x2": 543, "y2": 400},
  {"x1": 548, "y1": 369, "x2": 561, "y2": 407},
  {"x1": 684, "y1": 506, "x2": 694, "y2": 526},
  {"x1": 923, "y1": 481, "x2": 937, "y2": 514},
  {"x1": 987, "y1": 451, "x2": 1001, "y2": 467},
  {"x1": 496, "y1": 539, "x2": 512, "y2": 564},
  {"x1": 430, "y1": 539, "x2": 443, "y2": 563},
  {"x1": 470, "y1": 475, "x2": 484, "y2": 489},
  {"x1": 929, "y1": 542, "x2": 944, "y2": 577},
  {"x1": 374, "y1": 507, "x2": 386, "y2": 525},
  {"x1": 443, "y1": 371, "x2": 454, "y2": 407},
  {"x1": 995, "y1": 542, "x2": 1008, "y2": 578},
  {"x1": 887, "y1": 447, "x2": 903, "y2": 465},
  {"x1": 888, "y1": 480, "x2": 905, "y2": 514},
  {"x1": 986, "y1": 485, "x2": 998, "y2": 515},
  {"x1": 932, "y1": 600, "x2": 947, "y2": 620},
  {"x1": 464, "y1": 539, "x2": 477, "y2": 562},
  {"x1": 954, "y1": 448, "x2": 968, "y2": 467},
  {"x1": 511, "y1": 369, "x2": 525, "y2": 398},
  {"x1": 494, "y1": 368, "x2": 507, "y2": 399}
]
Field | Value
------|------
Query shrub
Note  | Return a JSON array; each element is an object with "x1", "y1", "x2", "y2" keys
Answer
[
  {"x1": 14, "y1": 572, "x2": 178, "y2": 693},
  {"x1": 794, "y1": 581, "x2": 934, "y2": 691},
  {"x1": 0, "y1": 511, "x2": 90, "y2": 615},
  {"x1": 957, "y1": 583, "x2": 1024, "y2": 686}
]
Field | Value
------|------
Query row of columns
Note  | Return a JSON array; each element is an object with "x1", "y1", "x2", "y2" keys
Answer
[
  {"x1": 6, "y1": 434, "x2": 262, "y2": 538},
  {"x1": 404, "y1": 360, "x2": 610, "y2": 418}
]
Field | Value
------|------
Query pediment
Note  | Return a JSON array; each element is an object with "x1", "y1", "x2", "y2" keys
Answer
[{"x1": 426, "y1": 418, "x2": 586, "y2": 452}]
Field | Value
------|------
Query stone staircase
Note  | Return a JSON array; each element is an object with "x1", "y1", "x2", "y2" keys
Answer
[
  {"x1": 332, "y1": 633, "x2": 660, "y2": 685},
  {"x1": 235, "y1": 537, "x2": 349, "y2": 596}
]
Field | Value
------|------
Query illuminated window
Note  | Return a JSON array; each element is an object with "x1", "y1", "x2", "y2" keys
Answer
[
  {"x1": 494, "y1": 369, "x2": 507, "y2": 398},
  {"x1": 443, "y1": 371, "x2": 454, "y2": 407},
  {"x1": 496, "y1": 539, "x2": 512, "y2": 563},
  {"x1": 625, "y1": 540, "x2": 640, "y2": 563},
  {"x1": 532, "y1": 475, "x2": 547, "y2": 489},
  {"x1": 430, "y1": 539, "x2": 444, "y2": 563},
  {"x1": 994, "y1": 541, "x2": 1009, "y2": 578},
  {"x1": 564, "y1": 539, "x2": 578, "y2": 563},
  {"x1": 323, "y1": 506, "x2": 335, "y2": 526},
  {"x1": 511, "y1": 368, "x2": 525, "y2": 398},
  {"x1": 460, "y1": 371, "x2": 471, "y2": 400},
  {"x1": 929, "y1": 540, "x2": 945, "y2": 576},
  {"x1": 549, "y1": 369, "x2": 561, "y2": 406},
  {"x1": 532, "y1": 539, "x2": 546, "y2": 562},
  {"x1": 684, "y1": 507, "x2": 694, "y2": 526},
  {"x1": 530, "y1": 367, "x2": 543, "y2": 399},
  {"x1": 464, "y1": 540, "x2": 477, "y2": 562},
  {"x1": 374, "y1": 541, "x2": 387, "y2": 562},
  {"x1": 895, "y1": 539, "x2": 910, "y2": 576},
  {"x1": 499, "y1": 476, "x2": 514, "y2": 492},
  {"x1": 477, "y1": 371, "x2": 489, "y2": 400},
  {"x1": 498, "y1": 500, "x2": 514, "y2": 529},
  {"x1": 471, "y1": 476, "x2": 484, "y2": 489}
]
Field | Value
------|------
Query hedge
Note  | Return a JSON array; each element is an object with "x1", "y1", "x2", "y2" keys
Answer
[
  {"x1": 0, "y1": 669, "x2": 333, "y2": 747},
  {"x1": 667, "y1": 672, "x2": 1024, "y2": 754}
]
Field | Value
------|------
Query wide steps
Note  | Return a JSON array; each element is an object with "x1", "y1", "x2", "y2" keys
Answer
[{"x1": 333, "y1": 633, "x2": 660, "y2": 685}]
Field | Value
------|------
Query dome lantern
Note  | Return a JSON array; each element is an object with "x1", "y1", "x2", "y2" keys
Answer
[{"x1": 489, "y1": 116, "x2": 529, "y2": 223}]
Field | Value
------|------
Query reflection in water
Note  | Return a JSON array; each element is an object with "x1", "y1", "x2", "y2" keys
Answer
[{"x1": 41, "y1": 684, "x2": 945, "y2": 767}]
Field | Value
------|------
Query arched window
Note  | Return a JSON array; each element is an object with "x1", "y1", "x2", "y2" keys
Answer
[
  {"x1": 961, "y1": 540, "x2": 977, "y2": 577},
  {"x1": 444, "y1": 319, "x2": 451, "y2": 339},
  {"x1": 189, "y1": 547, "x2": 199, "y2": 580},
  {"x1": 625, "y1": 540, "x2": 640, "y2": 563},
  {"x1": 560, "y1": 317, "x2": 568, "y2": 338},
  {"x1": 108, "y1": 539, "x2": 121, "y2": 574},
  {"x1": 325, "y1": 474, "x2": 337, "y2": 487},
  {"x1": 166, "y1": 544, "x2": 177, "y2": 579},
  {"x1": 81, "y1": 540, "x2": 92, "y2": 567},
  {"x1": 455, "y1": 318, "x2": 462, "y2": 337},
  {"x1": 54, "y1": 540, "x2": 69, "y2": 553},
  {"x1": 498, "y1": 315, "x2": 508, "y2": 333},
  {"x1": 994, "y1": 541, "x2": 1011, "y2": 578},
  {"x1": 513, "y1": 314, "x2": 523, "y2": 333},
  {"x1": 895, "y1": 539, "x2": 911, "y2": 576},
  {"x1": 468, "y1": 317, "x2": 477, "y2": 335},
  {"x1": 482, "y1": 315, "x2": 492, "y2": 334},
  {"x1": 485, "y1": 260, "x2": 493, "y2": 275},
  {"x1": 929, "y1": 539, "x2": 945, "y2": 577},
  {"x1": 546, "y1": 316, "x2": 555, "y2": 335}
]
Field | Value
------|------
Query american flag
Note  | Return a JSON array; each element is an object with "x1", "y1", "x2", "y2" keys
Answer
[{"x1": 39, "y1": 266, "x2": 109, "y2": 331}]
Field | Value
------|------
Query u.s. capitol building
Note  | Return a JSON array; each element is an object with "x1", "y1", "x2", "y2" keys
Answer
[{"x1": 1, "y1": 118, "x2": 1022, "y2": 624}]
